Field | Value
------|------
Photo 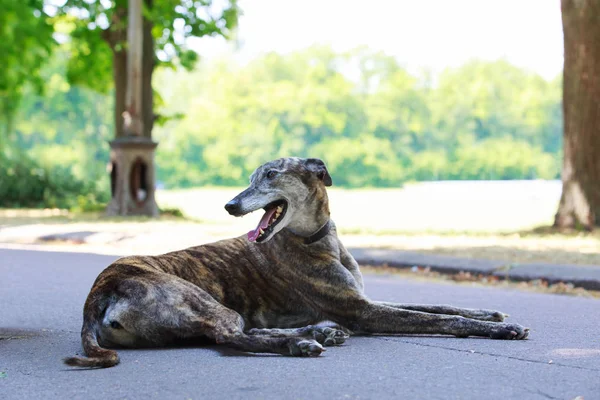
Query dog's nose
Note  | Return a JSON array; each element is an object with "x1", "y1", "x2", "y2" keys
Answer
[{"x1": 225, "y1": 200, "x2": 241, "y2": 215}]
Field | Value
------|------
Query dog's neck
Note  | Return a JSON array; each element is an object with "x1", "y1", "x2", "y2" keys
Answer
[{"x1": 284, "y1": 186, "x2": 330, "y2": 238}]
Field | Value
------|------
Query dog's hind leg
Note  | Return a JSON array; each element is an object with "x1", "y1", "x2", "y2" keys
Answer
[
  {"x1": 99, "y1": 273, "x2": 325, "y2": 357},
  {"x1": 247, "y1": 325, "x2": 349, "y2": 346},
  {"x1": 374, "y1": 302, "x2": 508, "y2": 322}
]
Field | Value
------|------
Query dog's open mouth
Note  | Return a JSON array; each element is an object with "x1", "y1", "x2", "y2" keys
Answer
[{"x1": 247, "y1": 200, "x2": 287, "y2": 243}]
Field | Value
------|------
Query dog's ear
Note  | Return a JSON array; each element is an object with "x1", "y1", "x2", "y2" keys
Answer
[{"x1": 304, "y1": 158, "x2": 332, "y2": 187}]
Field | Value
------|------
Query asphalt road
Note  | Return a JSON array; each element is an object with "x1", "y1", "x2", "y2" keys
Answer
[{"x1": 1, "y1": 248, "x2": 599, "y2": 400}]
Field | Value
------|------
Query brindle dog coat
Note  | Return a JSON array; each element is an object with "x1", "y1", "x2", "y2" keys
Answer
[{"x1": 64, "y1": 158, "x2": 529, "y2": 368}]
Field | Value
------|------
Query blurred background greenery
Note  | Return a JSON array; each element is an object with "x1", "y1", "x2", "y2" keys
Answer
[
  {"x1": 2, "y1": 46, "x2": 562, "y2": 208},
  {"x1": 0, "y1": 0, "x2": 563, "y2": 212},
  {"x1": 6, "y1": 0, "x2": 600, "y2": 267}
]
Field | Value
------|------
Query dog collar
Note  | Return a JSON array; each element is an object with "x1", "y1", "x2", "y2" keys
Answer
[{"x1": 303, "y1": 220, "x2": 331, "y2": 245}]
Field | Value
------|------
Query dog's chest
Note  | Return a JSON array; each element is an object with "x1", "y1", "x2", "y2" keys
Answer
[{"x1": 244, "y1": 274, "x2": 322, "y2": 328}]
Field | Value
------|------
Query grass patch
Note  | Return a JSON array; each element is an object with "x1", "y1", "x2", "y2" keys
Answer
[
  {"x1": 362, "y1": 266, "x2": 600, "y2": 299},
  {"x1": 3, "y1": 182, "x2": 600, "y2": 267},
  {"x1": 0, "y1": 207, "x2": 196, "y2": 226}
]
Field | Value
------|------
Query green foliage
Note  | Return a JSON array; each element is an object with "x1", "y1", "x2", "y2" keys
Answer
[
  {"x1": 0, "y1": 1, "x2": 562, "y2": 211},
  {"x1": 56, "y1": 0, "x2": 240, "y2": 92},
  {"x1": 0, "y1": 149, "x2": 109, "y2": 209},
  {"x1": 159, "y1": 206, "x2": 184, "y2": 218},
  {"x1": 0, "y1": 0, "x2": 55, "y2": 143},
  {"x1": 449, "y1": 138, "x2": 559, "y2": 180},
  {"x1": 1, "y1": 48, "x2": 113, "y2": 209},
  {"x1": 65, "y1": 19, "x2": 114, "y2": 94},
  {"x1": 15, "y1": 48, "x2": 113, "y2": 179},
  {"x1": 5, "y1": 46, "x2": 562, "y2": 206},
  {"x1": 152, "y1": 48, "x2": 562, "y2": 188}
]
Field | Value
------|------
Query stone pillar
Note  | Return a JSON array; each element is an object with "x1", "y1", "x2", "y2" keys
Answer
[{"x1": 106, "y1": 136, "x2": 159, "y2": 217}]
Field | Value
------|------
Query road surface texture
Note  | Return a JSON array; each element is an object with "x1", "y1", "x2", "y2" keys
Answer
[{"x1": 1, "y1": 248, "x2": 599, "y2": 400}]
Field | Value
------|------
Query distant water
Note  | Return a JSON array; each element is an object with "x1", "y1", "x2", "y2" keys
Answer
[{"x1": 157, "y1": 180, "x2": 564, "y2": 232}]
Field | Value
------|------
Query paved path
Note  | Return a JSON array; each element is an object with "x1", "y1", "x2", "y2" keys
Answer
[
  {"x1": 1, "y1": 249, "x2": 599, "y2": 400},
  {"x1": 4, "y1": 221, "x2": 600, "y2": 289},
  {"x1": 351, "y1": 248, "x2": 600, "y2": 290}
]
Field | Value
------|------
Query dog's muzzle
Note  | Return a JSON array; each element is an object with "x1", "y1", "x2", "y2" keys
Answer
[{"x1": 224, "y1": 200, "x2": 243, "y2": 216}]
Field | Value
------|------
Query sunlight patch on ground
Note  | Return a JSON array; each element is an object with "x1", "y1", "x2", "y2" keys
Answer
[
  {"x1": 342, "y1": 234, "x2": 600, "y2": 265},
  {"x1": 156, "y1": 180, "x2": 562, "y2": 233},
  {"x1": 4, "y1": 181, "x2": 598, "y2": 266}
]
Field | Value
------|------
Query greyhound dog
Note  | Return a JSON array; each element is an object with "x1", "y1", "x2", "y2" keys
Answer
[{"x1": 64, "y1": 157, "x2": 529, "y2": 368}]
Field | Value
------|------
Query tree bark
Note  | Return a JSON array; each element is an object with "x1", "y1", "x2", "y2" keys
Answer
[
  {"x1": 112, "y1": 49, "x2": 127, "y2": 138},
  {"x1": 103, "y1": 1, "x2": 155, "y2": 139},
  {"x1": 102, "y1": 6, "x2": 128, "y2": 139},
  {"x1": 555, "y1": 0, "x2": 600, "y2": 229},
  {"x1": 123, "y1": 0, "x2": 144, "y2": 136},
  {"x1": 141, "y1": 2, "x2": 155, "y2": 138},
  {"x1": 104, "y1": 0, "x2": 159, "y2": 217}
]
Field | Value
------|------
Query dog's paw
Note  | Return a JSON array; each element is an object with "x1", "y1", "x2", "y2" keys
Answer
[
  {"x1": 483, "y1": 310, "x2": 509, "y2": 322},
  {"x1": 312, "y1": 327, "x2": 349, "y2": 346},
  {"x1": 489, "y1": 323, "x2": 530, "y2": 340},
  {"x1": 289, "y1": 339, "x2": 325, "y2": 357},
  {"x1": 468, "y1": 309, "x2": 508, "y2": 322}
]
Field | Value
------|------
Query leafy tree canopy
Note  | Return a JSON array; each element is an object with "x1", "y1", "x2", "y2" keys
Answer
[
  {"x1": 52, "y1": 0, "x2": 240, "y2": 92},
  {"x1": 5, "y1": 45, "x2": 563, "y2": 195},
  {"x1": 151, "y1": 47, "x2": 563, "y2": 187},
  {"x1": 0, "y1": 0, "x2": 55, "y2": 143}
]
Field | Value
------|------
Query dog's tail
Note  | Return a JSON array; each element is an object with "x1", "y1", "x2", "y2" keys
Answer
[{"x1": 63, "y1": 302, "x2": 120, "y2": 368}]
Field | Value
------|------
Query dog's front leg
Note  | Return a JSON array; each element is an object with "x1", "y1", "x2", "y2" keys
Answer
[
  {"x1": 247, "y1": 325, "x2": 349, "y2": 346},
  {"x1": 373, "y1": 301, "x2": 508, "y2": 322},
  {"x1": 339, "y1": 301, "x2": 529, "y2": 340}
]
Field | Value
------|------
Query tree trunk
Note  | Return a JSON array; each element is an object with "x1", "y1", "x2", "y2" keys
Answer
[
  {"x1": 123, "y1": 0, "x2": 144, "y2": 136},
  {"x1": 141, "y1": 5, "x2": 155, "y2": 138},
  {"x1": 113, "y1": 49, "x2": 127, "y2": 138},
  {"x1": 555, "y1": 0, "x2": 600, "y2": 229},
  {"x1": 102, "y1": 5, "x2": 128, "y2": 139},
  {"x1": 104, "y1": 2, "x2": 154, "y2": 139},
  {"x1": 104, "y1": 0, "x2": 159, "y2": 217}
]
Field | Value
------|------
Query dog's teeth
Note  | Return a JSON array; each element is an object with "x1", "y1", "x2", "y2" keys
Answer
[
  {"x1": 277, "y1": 206, "x2": 283, "y2": 212},
  {"x1": 259, "y1": 228, "x2": 264, "y2": 234}
]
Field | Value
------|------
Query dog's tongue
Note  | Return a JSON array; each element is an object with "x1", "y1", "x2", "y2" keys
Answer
[{"x1": 247, "y1": 207, "x2": 277, "y2": 242}]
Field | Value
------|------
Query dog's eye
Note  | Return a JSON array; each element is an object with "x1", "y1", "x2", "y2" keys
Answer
[
  {"x1": 266, "y1": 170, "x2": 278, "y2": 179},
  {"x1": 110, "y1": 321, "x2": 123, "y2": 329}
]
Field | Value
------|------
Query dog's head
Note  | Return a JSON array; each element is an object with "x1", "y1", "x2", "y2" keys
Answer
[{"x1": 225, "y1": 157, "x2": 332, "y2": 243}]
